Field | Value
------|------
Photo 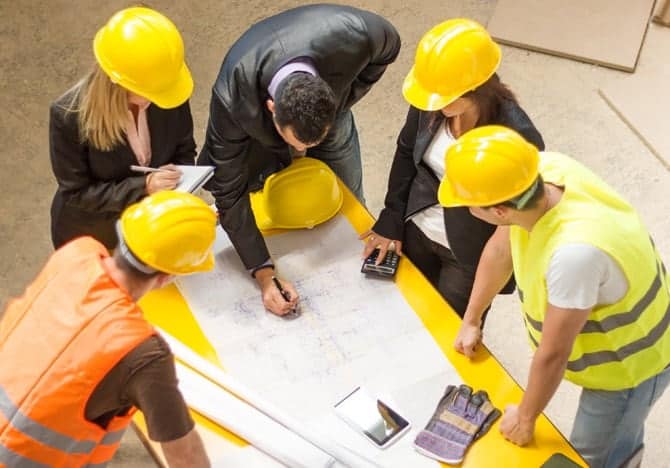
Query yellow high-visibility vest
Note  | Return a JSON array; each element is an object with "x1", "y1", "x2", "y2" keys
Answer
[{"x1": 510, "y1": 152, "x2": 670, "y2": 390}]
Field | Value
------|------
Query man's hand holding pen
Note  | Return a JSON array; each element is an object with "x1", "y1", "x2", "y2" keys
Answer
[
  {"x1": 254, "y1": 268, "x2": 299, "y2": 316},
  {"x1": 272, "y1": 276, "x2": 299, "y2": 317}
]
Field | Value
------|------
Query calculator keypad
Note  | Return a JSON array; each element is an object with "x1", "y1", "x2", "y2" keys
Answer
[{"x1": 361, "y1": 249, "x2": 399, "y2": 277}]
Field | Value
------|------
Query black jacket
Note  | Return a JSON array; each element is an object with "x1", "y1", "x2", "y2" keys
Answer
[
  {"x1": 373, "y1": 100, "x2": 545, "y2": 292},
  {"x1": 49, "y1": 89, "x2": 196, "y2": 249},
  {"x1": 197, "y1": 4, "x2": 401, "y2": 269}
]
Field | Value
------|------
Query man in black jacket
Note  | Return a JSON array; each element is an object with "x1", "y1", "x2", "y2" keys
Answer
[{"x1": 198, "y1": 4, "x2": 400, "y2": 316}]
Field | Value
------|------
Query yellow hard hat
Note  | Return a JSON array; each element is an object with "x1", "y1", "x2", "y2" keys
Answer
[
  {"x1": 403, "y1": 19, "x2": 501, "y2": 111},
  {"x1": 93, "y1": 7, "x2": 193, "y2": 109},
  {"x1": 438, "y1": 125, "x2": 539, "y2": 207},
  {"x1": 118, "y1": 191, "x2": 216, "y2": 275},
  {"x1": 250, "y1": 157, "x2": 343, "y2": 230}
]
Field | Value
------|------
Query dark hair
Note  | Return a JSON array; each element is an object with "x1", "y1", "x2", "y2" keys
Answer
[
  {"x1": 274, "y1": 73, "x2": 337, "y2": 144},
  {"x1": 113, "y1": 249, "x2": 159, "y2": 281},
  {"x1": 463, "y1": 73, "x2": 516, "y2": 125},
  {"x1": 429, "y1": 73, "x2": 517, "y2": 129}
]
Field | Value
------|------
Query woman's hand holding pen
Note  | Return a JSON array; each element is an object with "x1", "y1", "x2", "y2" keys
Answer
[
  {"x1": 359, "y1": 230, "x2": 403, "y2": 265},
  {"x1": 145, "y1": 164, "x2": 182, "y2": 194},
  {"x1": 255, "y1": 268, "x2": 299, "y2": 316}
]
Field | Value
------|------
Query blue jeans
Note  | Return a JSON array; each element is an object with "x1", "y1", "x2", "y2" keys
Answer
[
  {"x1": 569, "y1": 365, "x2": 670, "y2": 467},
  {"x1": 308, "y1": 109, "x2": 364, "y2": 203}
]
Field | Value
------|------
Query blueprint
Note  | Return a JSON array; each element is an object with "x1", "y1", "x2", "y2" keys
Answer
[{"x1": 177, "y1": 215, "x2": 462, "y2": 466}]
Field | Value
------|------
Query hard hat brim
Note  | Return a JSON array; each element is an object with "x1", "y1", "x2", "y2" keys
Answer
[
  {"x1": 191, "y1": 251, "x2": 215, "y2": 273},
  {"x1": 120, "y1": 63, "x2": 194, "y2": 109},
  {"x1": 437, "y1": 179, "x2": 470, "y2": 208},
  {"x1": 402, "y1": 66, "x2": 458, "y2": 111},
  {"x1": 94, "y1": 28, "x2": 194, "y2": 109},
  {"x1": 249, "y1": 158, "x2": 344, "y2": 231},
  {"x1": 438, "y1": 177, "x2": 536, "y2": 208}
]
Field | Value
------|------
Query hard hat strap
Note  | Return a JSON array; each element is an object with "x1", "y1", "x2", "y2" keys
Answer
[
  {"x1": 509, "y1": 178, "x2": 540, "y2": 210},
  {"x1": 115, "y1": 222, "x2": 158, "y2": 275}
]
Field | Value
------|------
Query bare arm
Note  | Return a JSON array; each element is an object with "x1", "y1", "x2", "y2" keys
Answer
[
  {"x1": 464, "y1": 225, "x2": 514, "y2": 325},
  {"x1": 500, "y1": 303, "x2": 590, "y2": 445},
  {"x1": 161, "y1": 428, "x2": 210, "y2": 468},
  {"x1": 454, "y1": 226, "x2": 513, "y2": 356},
  {"x1": 520, "y1": 303, "x2": 590, "y2": 421}
]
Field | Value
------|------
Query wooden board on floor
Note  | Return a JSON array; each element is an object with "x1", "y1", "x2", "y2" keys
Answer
[
  {"x1": 487, "y1": 0, "x2": 655, "y2": 72},
  {"x1": 653, "y1": 0, "x2": 670, "y2": 26},
  {"x1": 599, "y1": 25, "x2": 670, "y2": 169}
]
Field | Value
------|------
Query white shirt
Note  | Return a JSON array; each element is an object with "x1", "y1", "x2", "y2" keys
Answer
[
  {"x1": 410, "y1": 122, "x2": 456, "y2": 248},
  {"x1": 546, "y1": 243, "x2": 628, "y2": 309}
]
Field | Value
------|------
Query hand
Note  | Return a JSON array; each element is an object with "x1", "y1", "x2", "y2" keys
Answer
[
  {"x1": 454, "y1": 321, "x2": 482, "y2": 358},
  {"x1": 255, "y1": 268, "x2": 299, "y2": 316},
  {"x1": 359, "y1": 230, "x2": 403, "y2": 265},
  {"x1": 146, "y1": 164, "x2": 182, "y2": 194},
  {"x1": 500, "y1": 404, "x2": 535, "y2": 446}
]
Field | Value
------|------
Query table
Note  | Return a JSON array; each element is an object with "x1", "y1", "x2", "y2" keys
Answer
[{"x1": 133, "y1": 182, "x2": 585, "y2": 467}]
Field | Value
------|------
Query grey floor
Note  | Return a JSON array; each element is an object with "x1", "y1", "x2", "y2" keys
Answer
[{"x1": 2, "y1": 1, "x2": 669, "y2": 467}]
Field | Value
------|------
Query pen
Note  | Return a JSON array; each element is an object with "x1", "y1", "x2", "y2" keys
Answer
[
  {"x1": 272, "y1": 276, "x2": 291, "y2": 302},
  {"x1": 272, "y1": 276, "x2": 298, "y2": 314},
  {"x1": 129, "y1": 165, "x2": 171, "y2": 174}
]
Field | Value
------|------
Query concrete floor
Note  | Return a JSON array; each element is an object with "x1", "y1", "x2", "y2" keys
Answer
[{"x1": 2, "y1": 0, "x2": 669, "y2": 466}]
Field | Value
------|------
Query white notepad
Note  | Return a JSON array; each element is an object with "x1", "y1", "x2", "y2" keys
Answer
[{"x1": 174, "y1": 165, "x2": 215, "y2": 193}]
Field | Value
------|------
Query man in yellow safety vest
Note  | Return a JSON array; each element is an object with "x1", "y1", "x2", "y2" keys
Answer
[{"x1": 441, "y1": 125, "x2": 670, "y2": 467}]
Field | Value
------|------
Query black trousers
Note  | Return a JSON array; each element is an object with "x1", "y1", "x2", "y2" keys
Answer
[{"x1": 403, "y1": 221, "x2": 489, "y2": 323}]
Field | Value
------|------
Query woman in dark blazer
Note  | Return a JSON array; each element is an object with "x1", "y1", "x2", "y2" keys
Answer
[
  {"x1": 49, "y1": 7, "x2": 196, "y2": 249},
  {"x1": 362, "y1": 19, "x2": 544, "y2": 318}
]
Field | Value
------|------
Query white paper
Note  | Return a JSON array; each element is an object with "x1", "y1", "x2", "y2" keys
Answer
[
  {"x1": 176, "y1": 362, "x2": 335, "y2": 467},
  {"x1": 176, "y1": 215, "x2": 462, "y2": 466},
  {"x1": 174, "y1": 165, "x2": 215, "y2": 193}
]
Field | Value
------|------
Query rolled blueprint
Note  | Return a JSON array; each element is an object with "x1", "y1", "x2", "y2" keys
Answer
[
  {"x1": 176, "y1": 362, "x2": 335, "y2": 467},
  {"x1": 158, "y1": 327, "x2": 382, "y2": 468}
]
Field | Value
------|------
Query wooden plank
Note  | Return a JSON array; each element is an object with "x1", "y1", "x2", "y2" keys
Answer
[
  {"x1": 599, "y1": 25, "x2": 670, "y2": 169},
  {"x1": 653, "y1": 0, "x2": 670, "y2": 27},
  {"x1": 487, "y1": 0, "x2": 655, "y2": 72}
]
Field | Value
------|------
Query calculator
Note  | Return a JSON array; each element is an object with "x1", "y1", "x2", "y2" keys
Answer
[{"x1": 361, "y1": 248, "x2": 400, "y2": 277}]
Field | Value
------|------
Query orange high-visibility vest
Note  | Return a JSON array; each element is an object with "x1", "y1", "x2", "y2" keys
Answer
[{"x1": 0, "y1": 237, "x2": 155, "y2": 467}]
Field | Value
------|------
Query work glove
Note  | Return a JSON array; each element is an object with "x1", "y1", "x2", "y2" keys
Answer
[{"x1": 413, "y1": 384, "x2": 501, "y2": 465}]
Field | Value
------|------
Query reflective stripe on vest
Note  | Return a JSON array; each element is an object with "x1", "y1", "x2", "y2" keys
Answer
[
  {"x1": 85, "y1": 423, "x2": 129, "y2": 467},
  {"x1": 0, "y1": 444, "x2": 50, "y2": 468},
  {"x1": 100, "y1": 427, "x2": 126, "y2": 446},
  {"x1": 522, "y1": 289, "x2": 670, "y2": 373},
  {"x1": 0, "y1": 386, "x2": 96, "y2": 455},
  {"x1": 511, "y1": 152, "x2": 670, "y2": 390},
  {"x1": 523, "y1": 255, "x2": 665, "y2": 337},
  {"x1": 0, "y1": 237, "x2": 155, "y2": 466}
]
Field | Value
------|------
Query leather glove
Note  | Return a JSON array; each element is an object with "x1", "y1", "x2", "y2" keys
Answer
[
  {"x1": 414, "y1": 384, "x2": 501, "y2": 464},
  {"x1": 472, "y1": 389, "x2": 501, "y2": 440}
]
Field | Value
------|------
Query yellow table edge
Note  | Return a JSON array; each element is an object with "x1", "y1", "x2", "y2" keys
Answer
[{"x1": 134, "y1": 182, "x2": 585, "y2": 467}]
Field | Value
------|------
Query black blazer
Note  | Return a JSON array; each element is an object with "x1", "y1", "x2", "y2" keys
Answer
[
  {"x1": 373, "y1": 99, "x2": 545, "y2": 293},
  {"x1": 197, "y1": 4, "x2": 401, "y2": 269},
  {"x1": 49, "y1": 89, "x2": 196, "y2": 249}
]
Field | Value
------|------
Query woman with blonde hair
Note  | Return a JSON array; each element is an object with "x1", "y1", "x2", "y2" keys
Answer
[
  {"x1": 362, "y1": 19, "x2": 544, "y2": 319},
  {"x1": 50, "y1": 6, "x2": 195, "y2": 249}
]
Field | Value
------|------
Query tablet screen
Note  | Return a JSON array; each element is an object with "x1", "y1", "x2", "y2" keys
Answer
[{"x1": 334, "y1": 387, "x2": 410, "y2": 446}]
